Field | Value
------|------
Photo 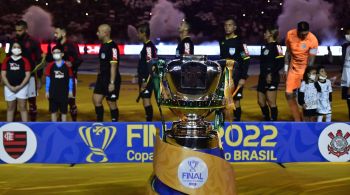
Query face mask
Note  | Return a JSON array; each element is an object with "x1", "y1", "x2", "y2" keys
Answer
[
  {"x1": 309, "y1": 74, "x2": 316, "y2": 81},
  {"x1": 319, "y1": 75, "x2": 327, "y2": 80},
  {"x1": 11, "y1": 48, "x2": 22, "y2": 56},
  {"x1": 53, "y1": 53, "x2": 62, "y2": 61},
  {"x1": 346, "y1": 35, "x2": 350, "y2": 42},
  {"x1": 16, "y1": 34, "x2": 24, "y2": 39},
  {"x1": 56, "y1": 37, "x2": 63, "y2": 43}
]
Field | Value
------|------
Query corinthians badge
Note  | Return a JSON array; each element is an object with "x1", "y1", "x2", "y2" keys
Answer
[
  {"x1": 328, "y1": 130, "x2": 350, "y2": 157},
  {"x1": 79, "y1": 123, "x2": 117, "y2": 163}
]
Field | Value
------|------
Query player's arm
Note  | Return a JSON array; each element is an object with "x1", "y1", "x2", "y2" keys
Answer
[
  {"x1": 70, "y1": 43, "x2": 83, "y2": 67},
  {"x1": 45, "y1": 63, "x2": 52, "y2": 98},
  {"x1": 1, "y1": 57, "x2": 12, "y2": 89},
  {"x1": 238, "y1": 43, "x2": 250, "y2": 85},
  {"x1": 308, "y1": 37, "x2": 319, "y2": 67},
  {"x1": 272, "y1": 44, "x2": 285, "y2": 74},
  {"x1": 284, "y1": 47, "x2": 291, "y2": 72},
  {"x1": 18, "y1": 58, "x2": 31, "y2": 90},
  {"x1": 109, "y1": 46, "x2": 119, "y2": 92}
]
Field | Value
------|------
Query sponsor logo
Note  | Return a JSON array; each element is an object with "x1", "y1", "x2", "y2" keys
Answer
[
  {"x1": 101, "y1": 53, "x2": 106, "y2": 59},
  {"x1": 79, "y1": 123, "x2": 117, "y2": 163},
  {"x1": 9, "y1": 62, "x2": 20, "y2": 70},
  {"x1": 318, "y1": 123, "x2": 350, "y2": 162},
  {"x1": 178, "y1": 157, "x2": 208, "y2": 189},
  {"x1": 54, "y1": 70, "x2": 64, "y2": 79},
  {"x1": 0, "y1": 123, "x2": 37, "y2": 164}
]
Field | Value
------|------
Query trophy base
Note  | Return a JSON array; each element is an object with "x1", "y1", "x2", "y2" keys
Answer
[{"x1": 149, "y1": 147, "x2": 225, "y2": 195}]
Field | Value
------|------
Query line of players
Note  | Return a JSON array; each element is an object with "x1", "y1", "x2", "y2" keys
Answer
[{"x1": 1, "y1": 19, "x2": 350, "y2": 122}]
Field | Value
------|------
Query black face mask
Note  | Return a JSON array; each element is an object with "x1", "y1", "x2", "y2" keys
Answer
[
  {"x1": 56, "y1": 37, "x2": 63, "y2": 44},
  {"x1": 16, "y1": 33, "x2": 25, "y2": 40}
]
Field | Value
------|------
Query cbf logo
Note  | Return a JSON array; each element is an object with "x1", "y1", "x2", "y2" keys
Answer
[
  {"x1": 318, "y1": 123, "x2": 350, "y2": 162},
  {"x1": 177, "y1": 157, "x2": 208, "y2": 189},
  {"x1": 79, "y1": 123, "x2": 117, "y2": 163},
  {"x1": 0, "y1": 123, "x2": 37, "y2": 164}
]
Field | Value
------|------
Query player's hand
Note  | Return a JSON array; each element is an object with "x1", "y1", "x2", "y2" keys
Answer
[
  {"x1": 266, "y1": 74, "x2": 272, "y2": 84},
  {"x1": 45, "y1": 92, "x2": 49, "y2": 99},
  {"x1": 68, "y1": 92, "x2": 73, "y2": 98},
  {"x1": 108, "y1": 83, "x2": 115, "y2": 92},
  {"x1": 66, "y1": 61, "x2": 72, "y2": 67},
  {"x1": 9, "y1": 85, "x2": 16, "y2": 92},
  {"x1": 282, "y1": 71, "x2": 287, "y2": 81},
  {"x1": 303, "y1": 104, "x2": 307, "y2": 109},
  {"x1": 238, "y1": 79, "x2": 246, "y2": 86},
  {"x1": 13, "y1": 86, "x2": 21, "y2": 92}
]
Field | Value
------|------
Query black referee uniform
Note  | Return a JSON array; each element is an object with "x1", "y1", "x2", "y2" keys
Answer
[
  {"x1": 176, "y1": 36, "x2": 194, "y2": 57},
  {"x1": 137, "y1": 40, "x2": 157, "y2": 121},
  {"x1": 219, "y1": 35, "x2": 250, "y2": 121},
  {"x1": 258, "y1": 42, "x2": 284, "y2": 92},
  {"x1": 94, "y1": 40, "x2": 121, "y2": 101}
]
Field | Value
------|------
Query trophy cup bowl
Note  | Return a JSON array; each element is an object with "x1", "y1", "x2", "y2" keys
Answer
[{"x1": 161, "y1": 55, "x2": 223, "y2": 148}]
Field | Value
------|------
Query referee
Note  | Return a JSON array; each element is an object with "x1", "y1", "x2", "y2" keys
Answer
[
  {"x1": 137, "y1": 23, "x2": 157, "y2": 121},
  {"x1": 219, "y1": 18, "x2": 250, "y2": 121},
  {"x1": 92, "y1": 24, "x2": 121, "y2": 122}
]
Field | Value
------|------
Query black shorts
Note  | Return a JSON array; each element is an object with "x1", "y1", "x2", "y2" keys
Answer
[
  {"x1": 257, "y1": 76, "x2": 279, "y2": 93},
  {"x1": 303, "y1": 109, "x2": 317, "y2": 117},
  {"x1": 49, "y1": 99, "x2": 68, "y2": 114},
  {"x1": 93, "y1": 76, "x2": 121, "y2": 101},
  {"x1": 138, "y1": 81, "x2": 154, "y2": 99},
  {"x1": 342, "y1": 87, "x2": 349, "y2": 100}
]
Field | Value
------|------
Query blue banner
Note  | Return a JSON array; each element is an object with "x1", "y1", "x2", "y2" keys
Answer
[{"x1": 0, "y1": 122, "x2": 349, "y2": 164}]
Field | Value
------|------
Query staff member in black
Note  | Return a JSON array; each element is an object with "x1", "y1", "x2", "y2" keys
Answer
[
  {"x1": 46, "y1": 25, "x2": 83, "y2": 121},
  {"x1": 13, "y1": 20, "x2": 43, "y2": 121},
  {"x1": 219, "y1": 18, "x2": 250, "y2": 121},
  {"x1": 137, "y1": 23, "x2": 157, "y2": 121},
  {"x1": 92, "y1": 24, "x2": 121, "y2": 122},
  {"x1": 176, "y1": 20, "x2": 194, "y2": 56},
  {"x1": 257, "y1": 26, "x2": 284, "y2": 121}
]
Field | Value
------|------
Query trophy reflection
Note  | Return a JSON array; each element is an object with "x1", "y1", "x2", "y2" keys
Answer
[{"x1": 148, "y1": 55, "x2": 236, "y2": 194}]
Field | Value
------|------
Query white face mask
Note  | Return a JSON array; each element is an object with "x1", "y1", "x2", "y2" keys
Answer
[
  {"x1": 319, "y1": 75, "x2": 327, "y2": 80},
  {"x1": 346, "y1": 35, "x2": 350, "y2": 42},
  {"x1": 11, "y1": 48, "x2": 22, "y2": 56},
  {"x1": 309, "y1": 74, "x2": 316, "y2": 81},
  {"x1": 53, "y1": 53, "x2": 62, "y2": 61}
]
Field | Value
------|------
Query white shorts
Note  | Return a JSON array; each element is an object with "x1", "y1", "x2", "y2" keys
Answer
[
  {"x1": 27, "y1": 76, "x2": 37, "y2": 98},
  {"x1": 4, "y1": 85, "x2": 29, "y2": 101}
]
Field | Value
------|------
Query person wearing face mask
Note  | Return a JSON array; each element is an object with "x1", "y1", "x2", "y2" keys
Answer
[
  {"x1": 45, "y1": 46, "x2": 74, "y2": 122},
  {"x1": 176, "y1": 20, "x2": 194, "y2": 57},
  {"x1": 1, "y1": 42, "x2": 31, "y2": 122},
  {"x1": 284, "y1": 21, "x2": 319, "y2": 121},
  {"x1": 315, "y1": 65, "x2": 332, "y2": 122},
  {"x1": 257, "y1": 26, "x2": 284, "y2": 121},
  {"x1": 46, "y1": 25, "x2": 82, "y2": 121},
  {"x1": 298, "y1": 66, "x2": 318, "y2": 122},
  {"x1": 13, "y1": 20, "x2": 43, "y2": 122},
  {"x1": 341, "y1": 26, "x2": 350, "y2": 120}
]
